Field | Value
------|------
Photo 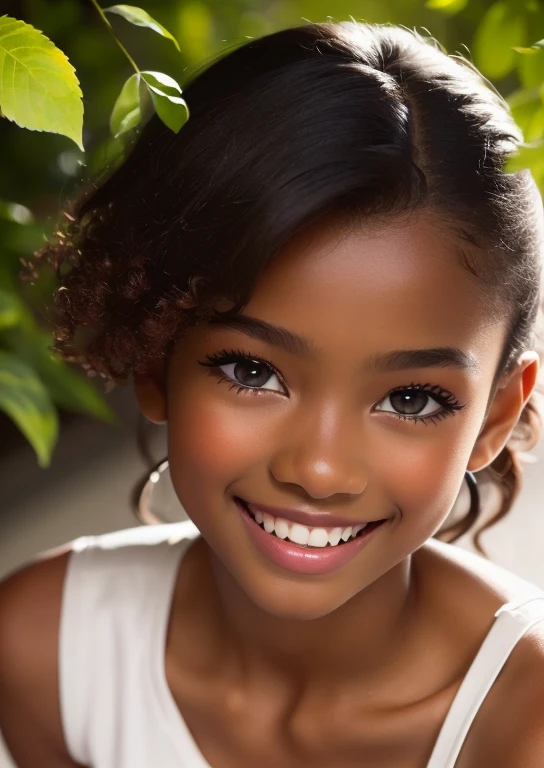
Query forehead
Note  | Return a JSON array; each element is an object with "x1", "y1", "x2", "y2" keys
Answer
[{"x1": 244, "y1": 214, "x2": 506, "y2": 369}]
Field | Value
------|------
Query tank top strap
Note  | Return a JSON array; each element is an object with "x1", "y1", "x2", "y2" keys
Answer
[
  {"x1": 58, "y1": 521, "x2": 199, "y2": 765},
  {"x1": 426, "y1": 594, "x2": 544, "y2": 768}
]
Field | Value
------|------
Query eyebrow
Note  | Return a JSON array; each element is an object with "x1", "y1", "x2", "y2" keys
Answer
[
  {"x1": 208, "y1": 314, "x2": 479, "y2": 373},
  {"x1": 209, "y1": 314, "x2": 319, "y2": 358}
]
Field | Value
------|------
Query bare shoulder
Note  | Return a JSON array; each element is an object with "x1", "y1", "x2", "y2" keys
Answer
[
  {"x1": 421, "y1": 537, "x2": 544, "y2": 604},
  {"x1": 0, "y1": 551, "x2": 83, "y2": 767},
  {"x1": 460, "y1": 623, "x2": 544, "y2": 767},
  {"x1": 419, "y1": 539, "x2": 544, "y2": 767}
]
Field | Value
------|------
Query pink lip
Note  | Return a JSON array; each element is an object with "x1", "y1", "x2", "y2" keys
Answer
[
  {"x1": 237, "y1": 497, "x2": 381, "y2": 529},
  {"x1": 235, "y1": 498, "x2": 386, "y2": 575}
]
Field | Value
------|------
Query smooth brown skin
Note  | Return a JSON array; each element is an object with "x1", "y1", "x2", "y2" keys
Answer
[{"x1": 2, "y1": 212, "x2": 544, "y2": 767}]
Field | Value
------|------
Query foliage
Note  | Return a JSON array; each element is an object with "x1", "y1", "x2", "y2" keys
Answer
[
  {"x1": 0, "y1": 1, "x2": 185, "y2": 466},
  {"x1": 0, "y1": 15, "x2": 83, "y2": 148},
  {"x1": 1, "y1": 0, "x2": 544, "y2": 467}
]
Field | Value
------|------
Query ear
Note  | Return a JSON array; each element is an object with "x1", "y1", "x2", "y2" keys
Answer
[
  {"x1": 133, "y1": 359, "x2": 168, "y2": 424},
  {"x1": 467, "y1": 352, "x2": 540, "y2": 472}
]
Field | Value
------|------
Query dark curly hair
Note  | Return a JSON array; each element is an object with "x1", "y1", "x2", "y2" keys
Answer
[{"x1": 28, "y1": 21, "x2": 544, "y2": 553}]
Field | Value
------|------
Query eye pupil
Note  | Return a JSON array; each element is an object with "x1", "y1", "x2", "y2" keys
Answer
[
  {"x1": 391, "y1": 391, "x2": 427, "y2": 414},
  {"x1": 234, "y1": 360, "x2": 270, "y2": 387}
]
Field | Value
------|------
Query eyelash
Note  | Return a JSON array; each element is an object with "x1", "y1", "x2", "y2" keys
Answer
[{"x1": 198, "y1": 348, "x2": 466, "y2": 426}]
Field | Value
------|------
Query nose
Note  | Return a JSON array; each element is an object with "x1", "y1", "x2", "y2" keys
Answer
[{"x1": 268, "y1": 403, "x2": 369, "y2": 499}]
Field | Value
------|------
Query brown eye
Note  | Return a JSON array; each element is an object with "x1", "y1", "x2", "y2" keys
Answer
[
  {"x1": 375, "y1": 389, "x2": 442, "y2": 418},
  {"x1": 389, "y1": 390, "x2": 429, "y2": 415},
  {"x1": 199, "y1": 349, "x2": 288, "y2": 396},
  {"x1": 232, "y1": 360, "x2": 273, "y2": 388},
  {"x1": 220, "y1": 360, "x2": 283, "y2": 391}
]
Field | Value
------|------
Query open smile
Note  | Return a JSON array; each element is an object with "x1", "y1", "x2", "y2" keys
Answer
[{"x1": 234, "y1": 497, "x2": 387, "y2": 575}]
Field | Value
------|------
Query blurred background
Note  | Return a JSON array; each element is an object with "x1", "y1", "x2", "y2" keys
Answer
[{"x1": 2, "y1": 0, "x2": 544, "y2": 764}]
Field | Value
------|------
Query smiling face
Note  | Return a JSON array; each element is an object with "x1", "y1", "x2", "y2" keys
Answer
[{"x1": 136, "y1": 212, "x2": 537, "y2": 620}]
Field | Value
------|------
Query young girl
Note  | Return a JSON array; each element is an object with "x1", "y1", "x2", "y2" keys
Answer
[{"x1": 1, "y1": 19, "x2": 544, "y2": 768}]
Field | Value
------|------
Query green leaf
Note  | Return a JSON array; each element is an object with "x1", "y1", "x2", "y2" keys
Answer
[
  {"x1": 146, "y1": 87, "x2": 188, "y2": 133},
  {"x1": 32, "y1": 332, "x2": 116, "y2": 422},
  {"x1": 474, "y1": 3, "x2": 527, "y2": 80},
  {"x1": 508, "y1": 87, "x2": 541, "y2": 138},
  {"x1": 116, "y1": 106, "x2": 141, "y2": 136},
  {"x1": 504, "y1": 141, "x2": 544, "y2": 176},
  {"x1": 517, "y1": 46, "x2": 544, "y2": 89},
  {"x1": 141, "y1": 70, "x2": 182, "y2": 97},
  {"x1": 514, "y1": 40, "x2": 544, "y2": 54},
  {"x1": 141, "y1": 71, "x2": 188, "y2": 133},
  {"x1": 526, "y1": 104, "x2": 544, "y2": 142},
  {"x1": 426, "y1": 0, "x2": 468, "y2": 14},
  {"x1": 0, "y1": 15, "x2": 83, "y2": 149},
  {"x1": 0, "y1": 289, "x2": 21, "y2": 330},
  {"x1": 2, "y1": 326, "x2": 116, "y2": 423},
  {"x1": 87, "y1": 134, "x2": 126, "y2": 176},
  {"x1": 110, "y1": 72, "x2": 141, "y2": 137},
  {"x1": 105, "y1": 5, "x2": 180, "y2": 50},
  {"x1": 0, "y1": 350, "x2": 58, "y2": 467}
]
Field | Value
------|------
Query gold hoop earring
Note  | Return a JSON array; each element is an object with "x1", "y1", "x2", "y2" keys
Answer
[{"x1": 134, "y1": 457, "x2": 170, "y2": 525}]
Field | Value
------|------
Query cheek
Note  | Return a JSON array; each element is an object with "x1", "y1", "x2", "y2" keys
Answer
[
  {"x1": 380, "y1": 424, "x2": 478, "y2": 529},
  {"x1": 166, "y1": 389, "x2": 274, "y2": 498}
]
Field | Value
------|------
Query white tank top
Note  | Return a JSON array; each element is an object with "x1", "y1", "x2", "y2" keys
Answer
[{"x1": 58, "y1": 521, "x2": 544, "y2": 767}]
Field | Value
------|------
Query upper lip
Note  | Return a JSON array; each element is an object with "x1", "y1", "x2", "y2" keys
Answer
[{"x1": 237, "y1": 497, "x2": 382, "y2": 529}]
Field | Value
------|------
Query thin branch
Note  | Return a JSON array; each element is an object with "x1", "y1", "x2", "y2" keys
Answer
[{"x1": 89, "y1": 0, "x2": 140, "y2": 74}]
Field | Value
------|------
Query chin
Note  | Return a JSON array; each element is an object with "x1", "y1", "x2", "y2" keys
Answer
[{"x1": 235, "y1": 568, "x2": 369, "y2": 621}]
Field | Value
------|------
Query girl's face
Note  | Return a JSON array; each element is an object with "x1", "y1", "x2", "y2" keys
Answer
[{"x1": 154, "y1": 214, "x2": 536, "y2": 620}]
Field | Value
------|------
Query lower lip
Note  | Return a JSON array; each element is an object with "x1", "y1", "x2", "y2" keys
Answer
[{"x1": 235, "y1": 499, "x2": 386, "y2": 576}]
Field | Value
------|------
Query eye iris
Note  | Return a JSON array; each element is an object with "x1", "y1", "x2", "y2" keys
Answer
[
  {"x1": 234, "y1": 360, "x2": 270, "y2": 387},
  {"x1": 390, "y1": 391, "x2": 428, "y2": 415}
]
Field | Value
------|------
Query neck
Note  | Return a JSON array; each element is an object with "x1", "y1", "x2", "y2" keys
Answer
[{"x1": 202, "y1": 545, "x2": 422, "y2": 696}]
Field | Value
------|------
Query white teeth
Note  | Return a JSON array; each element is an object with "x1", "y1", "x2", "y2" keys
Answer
[
  {"x1": 262, "y1": 512, "x2": 275, "y2": 534},
  {"x1": 274, "y1": 519, "x2": 290, "y2": 540},
  {"x1": 308, "y1": 528, "x2": 329, "y2": 548},
  {"x1": 341, "y1": 527, "x2": 352, "y2": 542},
  {"x1": 289, "y1": 523, "x2": 310, "y2": 546},
  {"x1": 245, "y1": 504, "x2": 370, "y2": 548},
  {"x1": 352, "y1": 524, "x2": 367, "y2": 536}
]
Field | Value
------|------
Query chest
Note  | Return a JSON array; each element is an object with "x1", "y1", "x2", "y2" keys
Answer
[
  {"x1": 160, "y1": 538, "x2": 510, "y2": 768},
  {"x1": 166, "y1": 672, "x2": 480, "y2": 768}
]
